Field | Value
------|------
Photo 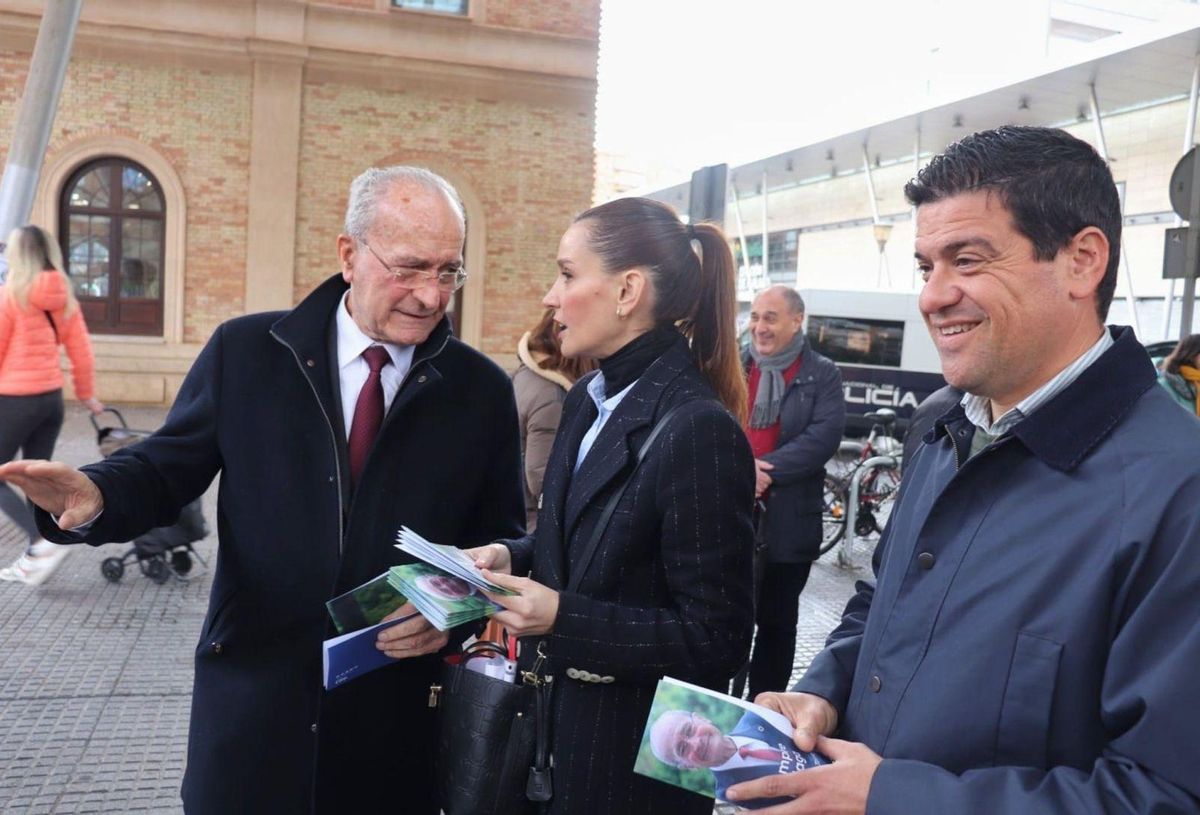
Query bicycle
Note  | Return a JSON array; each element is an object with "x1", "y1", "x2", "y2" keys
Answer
[{"x1": 820, "y1": 408, "x2": 904, "y2": 559}]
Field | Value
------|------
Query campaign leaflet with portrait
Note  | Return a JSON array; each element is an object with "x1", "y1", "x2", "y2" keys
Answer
[
  {"x1": 387, "y1": 563, "x2": 502, "y2": 631},
  {"x1": 635, "y1": 677, "x2": 829, "y2": 810}
]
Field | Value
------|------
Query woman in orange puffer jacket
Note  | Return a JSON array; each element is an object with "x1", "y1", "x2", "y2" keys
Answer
[{"x1": 0, "y1": 225, "x2": 103, "y2": 586}]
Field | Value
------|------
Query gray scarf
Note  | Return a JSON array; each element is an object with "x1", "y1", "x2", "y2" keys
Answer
[{"x1": 748, "y1": 333, "x2": 805, "y2": 428}]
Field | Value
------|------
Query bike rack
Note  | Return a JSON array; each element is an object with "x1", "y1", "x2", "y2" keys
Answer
[{"x1": 838, "y1": 454, "x2": 899, "y2": 569}]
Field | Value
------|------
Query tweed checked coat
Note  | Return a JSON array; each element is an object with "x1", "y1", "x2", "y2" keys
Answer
[{"x1": 506, "y1": 334, "x2": 756, "y2": 815}]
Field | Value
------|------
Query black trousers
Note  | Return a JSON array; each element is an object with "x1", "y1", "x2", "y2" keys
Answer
[
  {"x1": 0, "y1": 390, "x2": 64, "y2": 546},
  {"x1": 747, "y1": 560, "x2": 813, "y2": 699}
]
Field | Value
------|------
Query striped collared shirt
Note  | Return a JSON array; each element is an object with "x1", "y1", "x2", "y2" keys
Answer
[{"x1": 961, "y1": 329, "x2": 1113, "y2": 437}]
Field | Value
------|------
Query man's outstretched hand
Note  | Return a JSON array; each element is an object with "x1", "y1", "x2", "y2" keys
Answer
[{"x1": 0, "y1": 460, "x2": 104, "y2": 529}]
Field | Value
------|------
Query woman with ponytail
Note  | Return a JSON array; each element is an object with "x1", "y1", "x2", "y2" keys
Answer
[
  {"x1": 471, "y1": 198, "x2": 756, "y2": 813},
  {"x1": 0, "y1": 225, "x2": 103, "y2": 586}
]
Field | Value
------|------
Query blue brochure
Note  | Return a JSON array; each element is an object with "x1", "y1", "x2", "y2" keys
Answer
[{"x1": 322, "y1": 613, "x2": 417, "y2": 690}]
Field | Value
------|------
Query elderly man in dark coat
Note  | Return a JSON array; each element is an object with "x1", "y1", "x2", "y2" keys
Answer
[
  {"x1": 741, "y1": 285, "x2": 845, "y2": 698},
  {"x1": 0, "y1": 167, "x2": 525, "y2": 814}
]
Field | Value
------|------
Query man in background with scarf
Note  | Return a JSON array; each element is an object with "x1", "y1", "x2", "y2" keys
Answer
[{"x1": 741, "y1": 285, "x2": 845, "y2": 698}]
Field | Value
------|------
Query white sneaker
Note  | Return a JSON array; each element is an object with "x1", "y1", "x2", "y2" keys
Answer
[{"x1": 0, "y1": 546, "x2": 70, "y2": 586}]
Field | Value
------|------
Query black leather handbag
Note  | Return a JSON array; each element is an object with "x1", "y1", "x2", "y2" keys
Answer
[{"x1": 432, "y1": 640, "x2": 552, "y2": 815}]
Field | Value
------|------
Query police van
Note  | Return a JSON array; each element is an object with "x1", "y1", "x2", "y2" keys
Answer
[{"x1": 800, "y1": 289, "x2": 946, "y2": 437}]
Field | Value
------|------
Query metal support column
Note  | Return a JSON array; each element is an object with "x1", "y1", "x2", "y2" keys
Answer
[
  {"x1": 0, "y1": 0, "x2": 84, "y2": 246},
  {"x1": 911, "y1": 127, "x2": 922, "y2": 289},
  {"x1": 761, "y1": 170, "x2": 769, "y2": 280},
  {"x1": 862, "y1": 144, "x2": 890, "y2": 287},
  {"x1": 1164, "y1": 53, "x2": 1200, "y2": 339},
  {"x1": 1089, "y1": 84, "x2": 1141, "y2": 336},
  {"x1": 730, "y1": 179, "x2": 753, "y2": 296}
]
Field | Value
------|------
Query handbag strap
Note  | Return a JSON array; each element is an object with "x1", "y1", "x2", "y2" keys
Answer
[{"x1": 566, "y1": 402, "x2": 687, "y2": 593}]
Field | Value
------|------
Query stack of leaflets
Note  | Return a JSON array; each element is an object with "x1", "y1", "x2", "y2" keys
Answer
[
  {"x1": 393, "y1": 526, "x2": 515, "y2": 597},
  {"x1": 322, "y1": 572, "x2": 417, "y2": 691},
  {"x1": 387, "y1": 562, "x2": 503, "y2": 632},
  {"x1": 634, "y1": 677, "x2": 829, "y2": 810}
]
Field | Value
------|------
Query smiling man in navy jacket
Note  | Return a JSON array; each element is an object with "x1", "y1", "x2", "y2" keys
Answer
[
  {"x1": 729, "y1": 127, "x2": 1200, "y2": 813},
  {"x1": 0, "y1": 166, "x2": 525, "y2": 814}
]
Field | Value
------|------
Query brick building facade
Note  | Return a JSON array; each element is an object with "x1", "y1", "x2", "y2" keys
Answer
[{"x1": 0, "y1": 0, "x2": 599, "y2": 401}]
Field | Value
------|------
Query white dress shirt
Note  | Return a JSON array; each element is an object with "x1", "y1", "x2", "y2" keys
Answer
[{"x1": 335, "y1": 292, "x2": 414, "y2": 439}]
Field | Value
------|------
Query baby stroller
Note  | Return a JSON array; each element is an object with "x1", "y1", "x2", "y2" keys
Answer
[{"x1": 92, "y1": 409, "x2": 209, "y2": 585}]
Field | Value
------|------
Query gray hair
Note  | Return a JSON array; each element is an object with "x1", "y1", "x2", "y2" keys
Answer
[
  {"x1": 759, "y1": 284, "x2": 805, "y2": 315},
  {"x1": 342, "y1": 166, "x2": 465, "y2": 239}
]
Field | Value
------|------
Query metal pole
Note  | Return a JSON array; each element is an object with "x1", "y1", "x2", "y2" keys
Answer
[
  {"x1": 838, "y1": 454, "x2": 897, "y2": 569},
  {"x1": 1164, "y1": 53, "x2": 1200, "y2": 339},
  {"x1": 863, "y1": 144, "x2": 886, "y2": 287},
  {"x1": 911, "y1": 127, "x2": 922, "y2": 289},
  {"x1": 729, "y1": 180, "x2": 753, "y2": 298},
  {"x1": 1182, "y1": 141, "x2": 1200, "y2": 337},
  {"x1": 1183, "y1": 259, "x2": 1198, "y2": 336},
  {"x1": 0, "y1": 0, "x2": 84, "y2": 244},
  {"x1": 1089, "y1": 84, "x2": 1142, "y2": 336},
  {"x1": 861, "y1": 144, "x2": 882, "y2": 224},
  {"x1": 761, "y1": 170, "x2": 769, "y2": 282}
]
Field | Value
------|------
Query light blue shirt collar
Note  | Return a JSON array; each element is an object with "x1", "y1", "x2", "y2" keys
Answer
[{"x1": 574, "y1": 372, "x2": 638, "y2": 472}]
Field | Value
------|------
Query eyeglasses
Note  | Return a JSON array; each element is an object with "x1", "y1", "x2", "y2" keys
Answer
[{"x1": 361, "y1": 241, "x2": 468, "y2": 292}]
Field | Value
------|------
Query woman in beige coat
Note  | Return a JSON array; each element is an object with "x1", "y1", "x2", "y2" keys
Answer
[{"x1": 512, "y1": 308, "x2": 594, "y2": 530}]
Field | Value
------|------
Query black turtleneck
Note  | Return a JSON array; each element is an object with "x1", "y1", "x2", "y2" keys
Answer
[{"x1": 599, "y1": 325, "x2": 681, "y2": 398}]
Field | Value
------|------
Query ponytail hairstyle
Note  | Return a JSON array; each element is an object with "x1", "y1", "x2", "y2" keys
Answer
[
  {"x1": 3, "y1": 225, "x2": 78, "y2": 316},
  {"x1": 574, "y1": 197, "x2": 748, "y2": 423}
]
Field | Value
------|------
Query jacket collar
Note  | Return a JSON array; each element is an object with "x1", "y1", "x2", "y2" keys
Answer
[
  {"x1": 926, "y1": 326, "x2": 1155, "y2": 472},
  {"x1": 562, "y1": 334, "x2": 693, "y2": 539},
  {"x1": 270, "y1": 273, "x2": 452, "y2": 369}
]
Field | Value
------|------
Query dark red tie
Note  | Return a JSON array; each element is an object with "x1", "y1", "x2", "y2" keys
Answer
[
  {"x1": 738, "y1": 745, "x2": 783, "y2": 762},
  {"x1": 348, "y1": 346, "x2": 391, "y2": 485}
]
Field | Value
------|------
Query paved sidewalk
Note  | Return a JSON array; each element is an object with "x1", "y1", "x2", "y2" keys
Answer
[{"x1": 0, "y1": 404, "x2": 870, "y2": 814}]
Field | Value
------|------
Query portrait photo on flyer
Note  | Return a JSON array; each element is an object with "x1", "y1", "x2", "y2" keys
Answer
[{"x1": 635, "y1": 677, "x2": 829, "y2": 810}]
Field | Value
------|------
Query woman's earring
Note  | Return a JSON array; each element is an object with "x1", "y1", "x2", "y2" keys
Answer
[{"x1": 616, "y1": 306, "x2": 624, "y2": 318}]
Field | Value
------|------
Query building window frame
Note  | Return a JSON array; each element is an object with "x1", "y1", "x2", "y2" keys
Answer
[
  {"x1": 35, "y1": 136, "x2": 187, "y2": 345},
  {"x1": 387, "y1": 0, "x2": 472, "y2": 17},
  {"x1": 59, "y1": 157, "x2": 167, "y2": 337}
]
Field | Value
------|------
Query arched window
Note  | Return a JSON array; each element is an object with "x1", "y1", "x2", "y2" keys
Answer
[{"x1": 59, "y1": 158, "x2": 165, "y2": 336}]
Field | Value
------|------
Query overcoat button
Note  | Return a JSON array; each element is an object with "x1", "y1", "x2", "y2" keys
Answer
[
  {"x1": 311, "y1": 723, "x2": 318, "y2": 734},
  {"x1": 306, "y1": 359, "x2": 315, "y2": 368},
  {"x1": 869, "y1": 674, "x2": 882, "y2": 693},
  {"x1": 917, "y1": 552, "x2": 935, "y2": 570},
  {"x1": 211, "y1": 642, "x2": 223, "y2": 655},
  {"x1": 418, "y1": 375, "x2": 427, "y2": 383}
]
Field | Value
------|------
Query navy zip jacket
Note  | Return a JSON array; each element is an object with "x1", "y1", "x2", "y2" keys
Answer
[{"x1": 797, "y1": 326, "x2": 1200, "y2": 813}]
